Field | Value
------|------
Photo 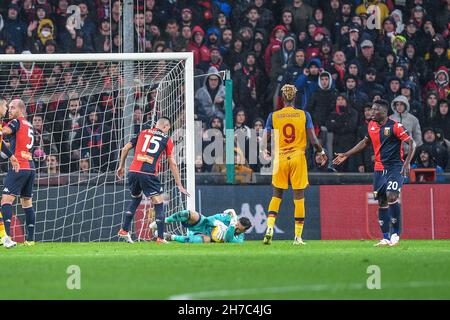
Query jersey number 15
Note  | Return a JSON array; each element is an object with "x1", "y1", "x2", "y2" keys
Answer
[{"x1": 142, "y1": 135, "x2": 163, "y2": 154}]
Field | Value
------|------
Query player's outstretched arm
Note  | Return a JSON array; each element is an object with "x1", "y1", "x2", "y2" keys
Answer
[
  {"x1": 306, "y1": 128, "x2": 328, "y2": 166},
  {"x1": 168, "y1": 156, "x2": 190, "y2": 197},
  {"x1": 332, "y1": 137, "x2": 370, "y2": 165},
  {"x1": 116, "y1": 142, "x2": 133, "y2": 179},
  {"x1": 401, "y1": 139, "x2": 416, "y2": 177}
]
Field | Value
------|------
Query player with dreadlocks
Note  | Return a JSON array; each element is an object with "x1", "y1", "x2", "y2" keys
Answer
[{"x1": 260, "y1": 84, "x2": 327, "y2": 245}]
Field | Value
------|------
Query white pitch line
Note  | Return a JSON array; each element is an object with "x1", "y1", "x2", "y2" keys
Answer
[{"x1": 168, "y1": 281, "x2": 450, "y2": 300}]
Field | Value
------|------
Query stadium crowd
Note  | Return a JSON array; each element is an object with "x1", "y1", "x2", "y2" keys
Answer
[{"x1": 0, "y1": 0, "x2": 449, "y2": 177}]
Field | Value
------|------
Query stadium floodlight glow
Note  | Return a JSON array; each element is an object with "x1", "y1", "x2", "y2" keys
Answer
[{"x1": 0, "y1": 52, "x2": 195, "y2": 242}]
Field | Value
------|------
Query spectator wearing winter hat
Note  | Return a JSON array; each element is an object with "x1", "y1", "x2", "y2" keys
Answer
[
  {"x1": 430, "y1": 99, "x2": 450, "y2": 140},
  {"x1": 199, "y1": 47, "x2": 228, "y2": 73},
  {"x1": 306, "y1": 27, "x2": 327, "y2": 60},
  {"x1": 270, "y1": 35, "x2": 296, "y2": 87},
  {"x1": 424, "y1": 66, "x2": 450, "y2": 101},
  {"x1": 3, "y1": 4, "x2": 28, "y2": 53},
  {"x1": 426, "y1": 35, "x2": 449, "y2": 73},
  {"x1": 390, "y1": 9, "x2": 405, "y2": 34},
  {"x1": 423, "y1": 91, "x2": 440, "y2": 126},
  {"x1": 307, "y1": 71, "x2": 338, "y2": 137},
  {"x1": 385, "y1": 76, "x2": 402, "y2": 104},
  {"x1": 233, "y1": 52, "x2": 266, "y2": 120},
  {"x1": 360, "y1": 67, "x2": 385, "y2": 98},
  {"x1": 264, "y1": 25, "x2": 288, "y2": 75},
  {"x1": 342, "y1": 24, "x2": 361, "y2": 62},
  {"x1": 357, "y1": 39, "x2": 384, "y2": 76},
  {"x1": 326, "y1": 94, "x2": 359, "y2": 172},
  {"x1": 195, "y1": 68, "x2": 226, "y2": 122},
  {"x1": 400, "y1": 82, "x2": 425, "y2": 126},
  {"x1": 389, "y1": 95, "x2": 423, "y2": 156},
  {"x1": 415, "y1": 127, "x2": 448, "y2": 170},
  {"x1": 187, "y1": 26, "x2": 211, "y2": 67},
  {"x1": 343, "y1": 74, "x2": 369, "y2": 115}
]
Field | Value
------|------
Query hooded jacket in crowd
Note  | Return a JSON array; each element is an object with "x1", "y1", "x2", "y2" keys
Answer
[
  {"x1": 195, "y1": 67, "x2": 226, "y2": 122},
  {"x1": 307, "y1": 71, "x2": 337, "y2": 128},
  {"x1": 389, "y1": 95, "x2": 423, "y2": 154}
]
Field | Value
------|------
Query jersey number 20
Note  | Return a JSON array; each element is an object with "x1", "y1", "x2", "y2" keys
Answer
[{"x1": 142, "y1": 135, "x2": 163, "y2": 154}]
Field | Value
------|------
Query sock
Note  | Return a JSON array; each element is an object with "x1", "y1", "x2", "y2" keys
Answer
[
  {"x1": 172, "y1": 235, "x2": 204, "y2": 243},
  {"x1": 378, "y1": 207, "x2": 391, "y2": 240},
  {"x1": 1, "y1": 204, "x2": 13, "y2": 236},
  {"x1": 389, "y1": 201, "x2": 401, "y2": 236},
  {"x1": 294, "y1": 198, "x2": 305, "y2": 239},
  {"x1": 24, "y1": 207, "x2": 35, "y2": 242},
  {"x1": 154, "y1": 203, "x2": 165, "y2": 239},
  {"x1": 267, "y1": 197, "x2": 282, "y2": 229},
  {"x1": 122, "y1": 195, "x2": 142, "y2": 232},
  {"x1": 165, "y1": 210, "x2": 190, "y2": 223},
  {"x1": 0, "y1": 212, "x2": 6, "y2": 239}
]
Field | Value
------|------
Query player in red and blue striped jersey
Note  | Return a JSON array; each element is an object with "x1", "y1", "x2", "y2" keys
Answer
[
  {"x1": 0, "y1": 99, "x2": 20, "y2": 248},
  {"x1": 1, "y1": 99, "x2": 36, "y2": 248},
  {"x1": 333, "y1": 99, "x2": 416, "y2": 247},
  {"x1": 116, "y1": 117, "x2": 189, "y2": 244}
]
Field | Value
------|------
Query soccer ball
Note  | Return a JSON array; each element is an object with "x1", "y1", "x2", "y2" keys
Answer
[{"x1": 211, "y1": 226, "x2": 225, "y2": 243}]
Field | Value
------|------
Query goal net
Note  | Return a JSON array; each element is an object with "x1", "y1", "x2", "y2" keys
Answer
[{"x1": 0, "y1": 53, "x2": 195, "y2": 242}]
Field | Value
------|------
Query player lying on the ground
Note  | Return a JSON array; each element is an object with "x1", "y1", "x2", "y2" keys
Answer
[
  {"x1": 333, "y1": 99, "x2": 416, "y2": 247},
  {"x1": 150, "y1": 209, "x2": 252, "y2": 243}
]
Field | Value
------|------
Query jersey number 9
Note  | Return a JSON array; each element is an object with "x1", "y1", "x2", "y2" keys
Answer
[{"x1": 282, "y1": 123, "x2": 296, "y2": 144}]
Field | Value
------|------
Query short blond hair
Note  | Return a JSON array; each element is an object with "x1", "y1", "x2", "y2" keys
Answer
[{"x1": 280, "y1": 84, "x2": 297, "y2": 103}]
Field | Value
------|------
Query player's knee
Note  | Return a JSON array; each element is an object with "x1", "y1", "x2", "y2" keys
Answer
[
  {"x1": 387, "y1": 193, "x2": 399, "y2": 204},
  {"x1": 293, "y1": 189, "x2": 305, "y2": 200},
  {"x1": 273, "y1": 188, "x2": 283, "y2": 198},
  {"x1": 21, "y1": 198, "x2": 32, "y2": 207}
]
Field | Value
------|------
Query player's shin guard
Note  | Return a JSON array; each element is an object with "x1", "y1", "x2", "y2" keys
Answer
[
  {"x1": 267, "y1": 197, "x2": 282, "y2": 229},
  {"x1": 154, "y1": 203, "x2": 165, "y2": 240},
  {"x1": 378, "y1": 207, "x2": 391, "y2": 240},
  {"x1": 389, "y1": 201, "x2": 401, "y2": 235},
  {"x1": 294, "y1": 199, "x2": 305, "y2": 238},
  {"x1": 24, "y1": 207, "x2": 35, "y2": 242},
  {"x1": 122, "y1": 195, "x2": 142, "y2": 232},
  {"x1": 1, "y1": 204, "x2": 13, "y2": 236},
  {"x1": 165, "y1": 210, "x2": 190, "y2": 223}
]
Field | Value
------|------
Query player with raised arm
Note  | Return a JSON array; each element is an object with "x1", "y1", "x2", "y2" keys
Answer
[
  {"x1": 1, "y1": 99, "x2": 35, "y2": 248},
  {"x1": 116, "y1": 117, "x2": 189, "y2": 244},
  {"x1": 150, "y1": 209, "x2": 251, "y2": 243},
  {"x1": 261, "y1": 84, "x2": 327, "y2": 245},
  {"x1": 333, "y1": 99, "x2": 416, "y2": 247}
]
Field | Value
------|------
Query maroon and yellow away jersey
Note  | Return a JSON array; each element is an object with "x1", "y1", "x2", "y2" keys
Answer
[
  {"x1": 7, "y1": 116, "x2": 35, "y2": 170},
  {"x1": 366, "y1": 119, "x2": 411, "y2": 171},
  {"x1": 129, "y1": 128, "x2": 174, "y2": 175}
]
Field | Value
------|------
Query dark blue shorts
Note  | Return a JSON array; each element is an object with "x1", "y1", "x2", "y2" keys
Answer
[
  {"x1": 3, "y1": 170, "x2": 36, "y2": 198},
  {"x1": 128, "y1": 172, "x2": 163, "y2": 197},
  {"x1": 373, "y1": 167, "x2": 404, "y2": 200}
]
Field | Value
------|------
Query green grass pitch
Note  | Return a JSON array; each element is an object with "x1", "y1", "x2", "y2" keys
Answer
[{"x1": 1, "y1": 240, "x2": 450, "y2": 300}]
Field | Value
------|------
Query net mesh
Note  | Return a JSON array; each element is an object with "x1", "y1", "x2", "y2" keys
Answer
[{"x1": 0, "y1": 56, "x2": 190, "y2": 242}]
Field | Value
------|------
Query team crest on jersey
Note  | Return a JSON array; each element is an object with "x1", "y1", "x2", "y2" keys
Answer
[{"x1": 384, "y1": 127, "x2": 391, "y2": 136}]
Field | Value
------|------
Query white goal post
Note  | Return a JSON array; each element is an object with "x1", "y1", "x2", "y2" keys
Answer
[{"x1": 0, "y1": 52, "x2": 195, "y2": 241}]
